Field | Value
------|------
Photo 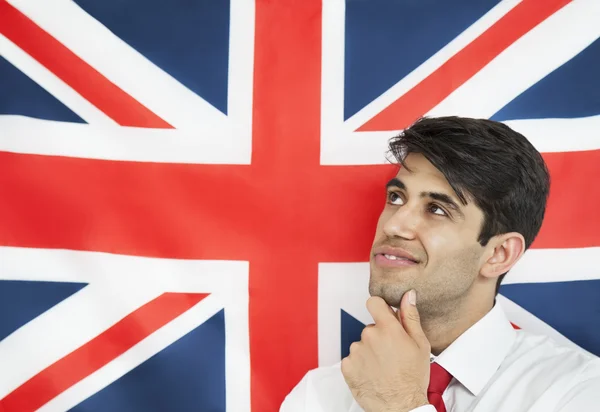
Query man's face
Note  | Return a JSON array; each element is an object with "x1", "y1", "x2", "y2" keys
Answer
[{"x1": 369, "y1": 153, "x2": 487, "y2": 311}]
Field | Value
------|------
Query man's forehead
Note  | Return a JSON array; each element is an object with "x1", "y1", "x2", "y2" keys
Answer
[{"x1": 397, "y1": 154, "x2": 452, "y2": 188}]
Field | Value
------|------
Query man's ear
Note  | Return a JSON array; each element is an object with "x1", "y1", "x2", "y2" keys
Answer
[{"x1": 480, "y1": 233, "x2": 526, "y2": 279}]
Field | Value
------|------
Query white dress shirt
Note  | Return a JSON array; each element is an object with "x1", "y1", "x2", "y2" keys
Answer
[{"x1": 280, "y1": 303, "x2": 600, "y2": 412}]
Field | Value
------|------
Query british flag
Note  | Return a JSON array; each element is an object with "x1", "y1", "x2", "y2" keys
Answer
[{"x1": 0, "y1": 0, "x2": 598, "y2": 411}]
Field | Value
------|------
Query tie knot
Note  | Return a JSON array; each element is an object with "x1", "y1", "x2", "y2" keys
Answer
[{"x1": 428, "y1": 362, "x2": 453, "y2": 395}]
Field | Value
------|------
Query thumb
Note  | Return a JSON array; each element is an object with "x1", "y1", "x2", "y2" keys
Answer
[{"x1": 399, "y1": 290, "x2": 429, "y2": 350}]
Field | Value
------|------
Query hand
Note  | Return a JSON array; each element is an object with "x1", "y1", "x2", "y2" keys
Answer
[{"x1": 341, "y1": 291, "x2": 431, "y2": 412}]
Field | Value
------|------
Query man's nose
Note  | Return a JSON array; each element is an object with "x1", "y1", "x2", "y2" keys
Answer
[{"x1": 382, "y1": 203, "x2": 420, "y2": 240}]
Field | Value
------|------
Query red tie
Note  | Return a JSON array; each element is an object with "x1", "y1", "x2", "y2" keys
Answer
[{"x1": 427, "y1": 362, "x2": 453, "y2": 412}]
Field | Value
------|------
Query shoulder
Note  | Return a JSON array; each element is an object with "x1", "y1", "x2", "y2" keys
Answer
[
  {"x1": 507, "y1": 329, "x2": 600, "y2": 382},
  {"x1": 280, "y1": 362, "x2": 355, "y2": 412}
]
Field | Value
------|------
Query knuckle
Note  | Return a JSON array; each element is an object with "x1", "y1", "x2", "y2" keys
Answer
[
  {"x1": 360, "y1": 325, "x2": 375, "y2": 341},
  {"x1": 341, "y1": 360, "x2": 354, "y2": 382},
  {"x1": 341, "y1": 357, "x2": 350, "y2": 375},
  {"x1": 349, "y1": 341, "x2": 360, "y2": 354}
]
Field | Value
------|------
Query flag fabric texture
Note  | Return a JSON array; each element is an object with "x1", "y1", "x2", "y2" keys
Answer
[{"x1": 0, "y1": 0, "x2": 599, "y2": 411}]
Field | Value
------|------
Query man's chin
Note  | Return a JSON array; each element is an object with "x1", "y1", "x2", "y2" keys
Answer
[{"x1": 368, "y1": 281, "x2": 408, "y2": 308}]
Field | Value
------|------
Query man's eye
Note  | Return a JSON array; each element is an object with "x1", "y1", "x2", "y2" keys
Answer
[
  {"x1": 387, "y1": 192, "x2": 403, "y2": 205},
  {"x1": 429, "y1": 204, "x2": 447, "y2": 216}
]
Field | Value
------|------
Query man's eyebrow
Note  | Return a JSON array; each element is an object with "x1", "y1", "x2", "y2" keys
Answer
[
  {"x1": 422, "y1": 192, "x2": 465, "y2": 219},
  {"x1": 386, "y1": 178, "x2": 405, "y2": 190}
]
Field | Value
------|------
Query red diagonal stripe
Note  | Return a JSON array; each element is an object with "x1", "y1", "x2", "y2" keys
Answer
[
  {"x1": 358, "y1": 0, "x2": 572, "y2": 131},
  {"x1": 0, "y1": 0, "x2": 173, "y2": 128},
  {"x1": 0, "y1": 292, "x2": 207, "y2": 412}
]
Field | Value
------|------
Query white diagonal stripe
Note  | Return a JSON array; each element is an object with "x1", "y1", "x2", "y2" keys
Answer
[
  {"x1": 0, "y1": 34, "x2": 116, "y2": 126},
  {"x1": 37, "y1": 291, "x2": 250, "y2": 412},
  {"x1": 427, "y1": 0, "x2": 600, "y2": 119},
  {"x1": 0, "y1": 283, "x2": 161, "y2": 399},
  {"x1": 340, "y1": 0, "x2": 521, "y2": 133},
  {"x1": 7, "y1": 0, "x2": 229, "y2": 131},
  {"x1": 0, "y1": 246, "x2": 249, "y2": 408}
]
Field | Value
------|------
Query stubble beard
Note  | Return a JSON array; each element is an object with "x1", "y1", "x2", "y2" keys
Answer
[
  {"x1": 368, "y1": 258, "x2": 478, "y2": 319},
  {"x1": 368, "y1": 265, "x2": 417, "y2": 308}
]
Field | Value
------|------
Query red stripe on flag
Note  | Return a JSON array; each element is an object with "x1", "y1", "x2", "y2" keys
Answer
[
  {"x1": 0, "y1": 1, "x2": 173, "y2": 128},
  {"x1": 308, "y1": 150, "x2": 600, "y2": 255},
  {"x1": 357, "y1": 0, "x2": 572, "y2": 131},
  {"x1": 250, "y1": 1, "x2": 323, "y2": 410},
  {"x1": 533, "y1": 149, "x2": 600, "y2": 249},
  {"x1": 0, "y1": 292, "x2": 207, "y2": 411},
  {"x1": 0, "y1": 152, "x2": 252, "y2": 259},
  {"x1": 0, "y1": 149, "x2": 597, "y2": 259}
]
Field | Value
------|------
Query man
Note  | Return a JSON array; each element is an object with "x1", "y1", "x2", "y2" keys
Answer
[{"x1": 280, "y1": 116, "x2": 600, "y2": 412}]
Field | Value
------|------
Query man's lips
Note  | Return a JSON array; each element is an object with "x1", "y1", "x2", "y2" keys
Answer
[
  {"x1": 372, "y1": 246, "x2": 419, "y2": 268},
  {"x1": 374, "y1": 254, "x2": 418, "y2": 267},
  {"x1": 373, "y1": 246, "x2": 419, "y2": 261}
]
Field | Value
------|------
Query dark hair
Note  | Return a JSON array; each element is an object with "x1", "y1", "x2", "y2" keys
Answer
[{"x1": 388, "y1": 116, "x2": 550, "y2": 295}]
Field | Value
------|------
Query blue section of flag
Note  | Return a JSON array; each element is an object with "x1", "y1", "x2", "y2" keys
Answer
[
  {"x1": 69, "y1": 309, "x2": 226, "y2": 412},
  {"x1": 492, "y1": 38, "x2": 600, "y2": 121},
  {"x1": 74, "y1": 0, "x2": 230, "y2": 115},
  {"x1": 0, "y1": 57, "x2": 84, "y2": 123},
  {"x1": 341, "y1": 310, "x2": 365, "y2": 359},
  {"x1": 344, "y1": 0, "x2": 500, "y2": 120},
  {"x1": 500, "y1": 280, "x2": 600, "y2": 356},
  {"x1": 0, "y1": 280, "x2": 87, "y2": 341}
]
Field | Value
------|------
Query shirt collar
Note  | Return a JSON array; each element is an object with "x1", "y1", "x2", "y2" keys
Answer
[{"x1": 432, "y1": 302, "x2": 516, "y2": 396}]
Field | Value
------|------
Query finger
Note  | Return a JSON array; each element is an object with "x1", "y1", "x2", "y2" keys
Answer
[
  {"x1": 399, "y1": 290, "x2": 430, "y2": 351},
  {"x1": 341, "y1": 341, "x2": 362, "y2": 382},
  {"x1": 366, "y1": 296, "x2": 397, "y2": 326},
  {"x1": 360, "y1": 323, "x2": 375, "y2": 334}
]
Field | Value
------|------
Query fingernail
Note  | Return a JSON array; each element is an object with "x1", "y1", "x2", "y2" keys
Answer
[{"x1": 409, "y1": 290, "x2": 416, "y2": 306}]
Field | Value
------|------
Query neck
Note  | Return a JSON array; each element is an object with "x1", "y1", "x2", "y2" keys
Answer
[{"x1": 420, "y1": 292, "x2": 494, "y2": 356}]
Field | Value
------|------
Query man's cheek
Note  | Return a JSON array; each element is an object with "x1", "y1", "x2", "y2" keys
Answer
[{"x1": 423, "y1": 231, "x2": 450, "y2": 251}]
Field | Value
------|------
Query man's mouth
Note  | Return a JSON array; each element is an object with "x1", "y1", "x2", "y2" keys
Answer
[
  {"x1": 372, "y1": 246, "x2": 420, "y2": 267},
  {"x1": 374, "y1": 253, "x2": 419, "y2": 268}
]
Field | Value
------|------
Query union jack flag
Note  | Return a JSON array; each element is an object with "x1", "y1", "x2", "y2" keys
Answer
[{"x1": 0, "y1": 0, "x2": 598, "y2": 411}]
